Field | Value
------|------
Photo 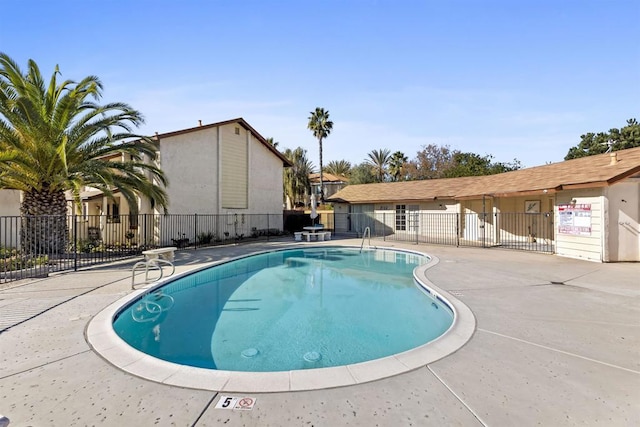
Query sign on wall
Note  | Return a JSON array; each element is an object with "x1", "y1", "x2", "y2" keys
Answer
[{"x1": 558, "y1": 204, "x2": 592, "y2": 236}]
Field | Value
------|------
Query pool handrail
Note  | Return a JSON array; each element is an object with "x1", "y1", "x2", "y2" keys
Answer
[
  {"x1": 360, "y1": 226, "x2": 371, "y2": 252},
  {"x1": 131, "y1": 258, "x2": 175, "y2": 289}
]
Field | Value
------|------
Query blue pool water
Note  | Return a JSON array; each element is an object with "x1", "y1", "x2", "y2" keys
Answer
[{"x1": 113, "y1": 247, "x2": 454, "y2": 372}]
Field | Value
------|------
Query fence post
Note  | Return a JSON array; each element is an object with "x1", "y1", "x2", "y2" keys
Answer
[
  {"x1": 73, "y1": 213, "x2": 78, "y2": 271},
  {"x1": 456, "y1": 213, "x2": 460, "y2": 247},
  {"x1": 194, "y1": 213, "x2": 198, "y2": 250},
  {"x1": 267, "y1": 214, "x2": 270, "y2": 241},
  {"x1": 383, "y1": 212, "x2": 386, "y2": 241}
]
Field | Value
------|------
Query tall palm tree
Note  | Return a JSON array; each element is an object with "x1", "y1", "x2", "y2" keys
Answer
[
  {"x1": 0, "y1": 53, "x2": 168, "y2": 254},
  {"x1": 366, "y1": 148, "x2": 391, "y2": 182},
  {"x1": 324, "y1": 159, "x2": 351, "y2": 177},
  {"x1": 389, "y1": 151, "x2": 408, "y2": 181},
  {"x1": 307, "y1": 107, "x2": 333, "y2": 202},
  {"x1": 282, "y1": 147, "x2": 314, "y2": 209}
]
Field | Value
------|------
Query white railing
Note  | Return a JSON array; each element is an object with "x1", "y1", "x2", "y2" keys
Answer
[{"x1": 359, "y1": 226, "x2": 371, "y2": 253}]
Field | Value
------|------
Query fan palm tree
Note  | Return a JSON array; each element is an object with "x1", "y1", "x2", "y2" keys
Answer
[
  {"x1": 366, "y1": 148, "x2": 391, "y2": 182},
  {"x1": 0, "y1": 53, "x2": 168, "y2": 255},
  {"x1": 307, "y1": 107, "x2": 333, "y2": 202},
  {"x1": 324, "y1": 159, "x2": 351, "y2": 177},
  {"x1": 389, "y1": 151, "x2": 408, "y2": 181},
  {"x1": 282, "y1": 147, "x2": 314, "y2": 209}
]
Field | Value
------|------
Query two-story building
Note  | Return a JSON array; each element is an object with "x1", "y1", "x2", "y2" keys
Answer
[{"x1": 75, "y1": 118, "x2": 291, "y2": 246}]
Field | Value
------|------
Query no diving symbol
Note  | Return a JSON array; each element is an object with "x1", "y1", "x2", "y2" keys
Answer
[
  {"x1": 236, "y1": 397, "x2": 255, "y2": 410},
  {"x1": 215, "y1": 395, "x2": 256, "y2": 411}
]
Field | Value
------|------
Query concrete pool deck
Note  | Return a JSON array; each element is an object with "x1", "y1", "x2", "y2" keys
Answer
[{"x1": 0, "y1": 239, "x2": 638, "y2": 426}]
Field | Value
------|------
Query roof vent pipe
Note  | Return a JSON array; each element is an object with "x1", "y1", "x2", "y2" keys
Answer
[
  {"x1": 610, "y1": 152, "x2": 618, "y2": 165},
  {"x1": 198, "y1": 120, "x2": 202, "y2": 126}
]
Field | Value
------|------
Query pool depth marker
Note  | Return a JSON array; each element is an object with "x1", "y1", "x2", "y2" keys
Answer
[{"x1": 215, "y1": 395, "x2": 256, "y2": 411}]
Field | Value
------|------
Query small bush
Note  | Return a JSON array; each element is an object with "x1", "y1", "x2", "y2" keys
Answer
[
  {"x1": 0, "y1": 249, "x2": 48, "y2": 272},
  {"x1": 197, "y1": 231, "x2": 215, "y2": 244}
]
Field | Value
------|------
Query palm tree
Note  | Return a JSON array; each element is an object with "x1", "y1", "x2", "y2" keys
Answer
[
  {"x1": 389, "y1": 151, "x2": 408, "y2": 181},
  {"x1": 324, "y1": 159, "x2": 351, "y2": 177},
  {"x1": 366, "y1": 148, "x2": 391, "y2": 182},
  {"x1": 0, "y1": 53, "x2": 168, "y2": 255},
  {"x1": 307, "y1": 107, "x2": 333, "y2": 202},
  {"x1": 282, "y1": 147, "x2": 314, "y2": 209}
]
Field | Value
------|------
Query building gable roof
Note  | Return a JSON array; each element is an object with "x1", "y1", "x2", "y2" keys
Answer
[
  {"x1": 154, "y1": 117, "x2": 292, "y2": 167},
  {"x1": 328, "y1": 147, "x2": 640, "y2": 203},
  {"x1": 309, "y1": 172, "x2": 349, "y2": 184}
]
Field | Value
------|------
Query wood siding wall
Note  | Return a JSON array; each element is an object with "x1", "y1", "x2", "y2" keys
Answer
[
  {"x1": 555, "y1": 189, "x2": 604, "y2": 262},
  {"x1": 221, "y1": 125, "x2": 248, "y2": 209}
]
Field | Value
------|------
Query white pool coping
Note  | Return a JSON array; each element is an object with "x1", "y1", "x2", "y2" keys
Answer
[{"x1": 85, "y1": 246, "x2": 476, "y2": 393}]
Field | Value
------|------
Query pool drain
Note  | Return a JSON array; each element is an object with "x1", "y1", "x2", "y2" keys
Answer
[
  {"x1": 303, "y1": 351, "x2": 322, "y2": 362},
  {"x1": 241, "y1": 348, "x2": 259, "y2": 358}
]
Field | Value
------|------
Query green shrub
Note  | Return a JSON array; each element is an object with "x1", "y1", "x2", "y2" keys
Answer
[
  {"x1": 197, "y1": 231, "x2": 215, "y2": 245},
  {"x1": 1, "y1": 249, "x2": 48, "y2": 272}
]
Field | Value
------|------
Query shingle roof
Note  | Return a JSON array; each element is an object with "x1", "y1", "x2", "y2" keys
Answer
[
  {"x1": 309, "y1": 172, "x2": 349, "y2": 183},
  {"x1": 328, "y1": 147, "x2": 640, "y2": 203}
]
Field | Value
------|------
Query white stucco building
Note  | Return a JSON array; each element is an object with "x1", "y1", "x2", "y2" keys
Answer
[
  {"x1": 329, "y1": 148, "x2": 640, "y2": 262},
  {"x1": 0, "y1": 190, "x2": 20, "y2": 217},
  {"x1": 152, "y1": 118, "x2": 290, "y2": 216},
  {"x1": 74, "y1": 118, "x2": 291, "y2": 245}
]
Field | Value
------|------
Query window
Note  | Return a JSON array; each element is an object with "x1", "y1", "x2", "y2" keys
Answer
[
  {"x1": 107, "y1": 199, "x2": 120, "y2": 223},
  {"x1": 395, "y1": 204, "x2": 406, "y2": 231}
]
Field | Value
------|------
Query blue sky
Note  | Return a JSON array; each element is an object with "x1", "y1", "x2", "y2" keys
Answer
[{"x1": 1, "y1": 0, "x2": 638, "y2": 169}]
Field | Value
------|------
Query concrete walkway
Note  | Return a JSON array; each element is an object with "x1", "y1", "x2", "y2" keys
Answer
[{"x1": 0, "y1": 239, "x2": 638, "y2": 426}]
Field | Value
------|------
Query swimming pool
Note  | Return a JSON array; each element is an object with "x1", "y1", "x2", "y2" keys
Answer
[
  {"x1": 112, "y1": 247, "x2": 453, "y2": 372},
  {"x1": 87, "y1": 244, "x2": 475, "y2": 392}
]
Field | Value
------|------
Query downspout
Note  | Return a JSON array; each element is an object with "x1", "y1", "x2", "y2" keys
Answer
[
  {"x1": 482, "y1": 195, "x2": 486, "y2": 247},
  {"x1": 493, "y1": 198, "x2": 500, "y2": 245},
  {"x1": 601, "y1": 190, "x2": 609, "y2": 262},
  {"x1": 551, "y1": 192, "x2": 557, "y2": 254},
  {"x1": 217, "y1": 126, "x2": 222, "y2": 215},
  {"x1": 246, "y1": 129, "x2": 250, "y2": 212}
]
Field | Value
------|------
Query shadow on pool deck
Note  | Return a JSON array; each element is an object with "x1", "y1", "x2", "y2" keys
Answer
[{"x1": 0, "y1": 238, "x2": 638, "y2": 426}]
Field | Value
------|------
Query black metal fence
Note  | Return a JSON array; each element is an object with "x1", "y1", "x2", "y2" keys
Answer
[
  {"x1": 331, "y1": 211, "x2": 555, "y2": 252},
  {"x1": 1, "y1": 210, "x2": 555, "y2": 284},
  {"x1": 0, "y1": 213, "x2": 284, "y2": 283}
]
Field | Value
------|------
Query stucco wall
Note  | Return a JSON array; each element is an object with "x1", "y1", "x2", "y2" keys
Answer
[
  {"x1": 333, "y1": 203, "x2": 350, "y2": 232},
  {"x1": 604, "y1": 179, "x2": 640, "y2": 261},
  {"x1": 555, "y1": 188, "x2": 604, "y2": 262},
  {"x1": 369, "y1": 201, "x2": 458, "y2": 240},
  {"x1": 245, "y1": 132, "x2": 285, "y2": 228},
  {"x1": 0, "y1": 190, "x2": 21, "y2": 249},
  {"x1": 159, "y1": 127, "x2": 219, "y2": 214},
  {"x1": 0, "y1": 190, "x2": 20, "y2": 216},
  {"x1": 494, "y1": 196, "x2": 555, "y2": 243},
  {"x1": 158, "y1": 123, "x2": 284, "y2": 220},
  {"x1": 496, "y1": 196, "x2": 555, "y2": 214}
]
